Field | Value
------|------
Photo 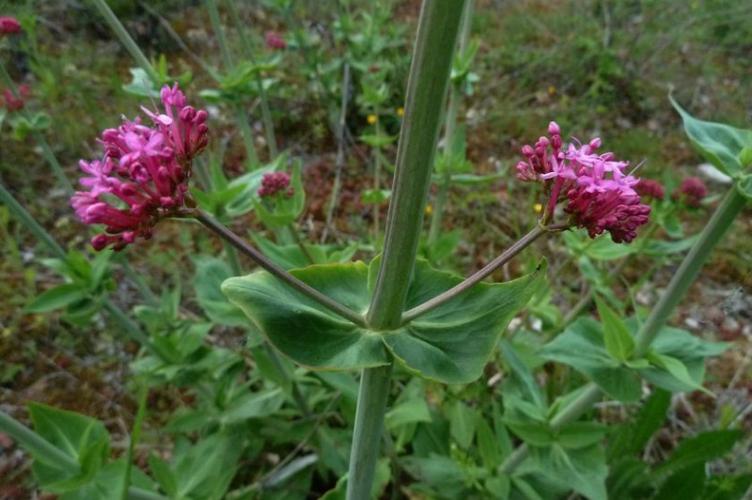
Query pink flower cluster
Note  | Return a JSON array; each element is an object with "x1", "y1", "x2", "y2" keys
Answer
[
  {"x1": 1, "y1": 84, "x2": 29, "y2": 112},
  {"x1": 635, "y1": 179, "x2": 665, "y2": 201},
  {"x1": 258, "y1": 171, "x2": 293, "y2": 198},
  {"x1": 673, "y1": 177, "x2": 707, "y2": 207},
  {"x1": 265, "y1": 31, "x2": 287, "y2": 50},
  {"x1": 71, "y1": 84, "x2": 208, "y2": 251},
  {"x1": 516, "y1": 122, "x2": 650, "y2": 243},
  {"x1": 0, "y1": 16, "x2": 21, "y2": 36}
]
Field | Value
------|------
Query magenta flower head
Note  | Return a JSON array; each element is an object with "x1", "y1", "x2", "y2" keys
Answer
[
  {"x1": 635, "y1": 178, "x2": 665, "y2": 201},
  {"x1": 264, "y1": 31, "x2": 287, "y2": 50},
  {"x1": 258, "y1": 171, "x2": 293, "y2": 198},
  {"x1": 0, "y1": 16, "x2": 21, "y2": 36},
  {"x1": 517, "y1": 121, "x2": 651, "y2": 243},
  {"x1": 673, "y1": 176, "x2": 707, "y2": 208},
  {"x1": 71, "y1": 84, "x2": 208, "y2": 251}
]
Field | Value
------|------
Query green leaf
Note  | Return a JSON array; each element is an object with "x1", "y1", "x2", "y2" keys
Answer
[
  {"x1": 539, "y1": 318, "x2": 642, "y2": 402},
  {"x1": 476, "y1": 416, "x2": 502, "y2": 469},
  {"x1": 26, "y1": 283, "x2": 89, "y2": 313},
  {"x1": 386, "y1": 398, "x2": 431, "y2": 429},
  {"x1": 122, "y1": 67, "x2": 159, "y2": 98},
  {"x1": 28, "y1": 403, "x2": 110, "y2": 493},
  {"x1": 223, "y1": 258, "x2": 544, "y2": 384},
  {"x1": 670, "y1": 96, "x2": 752, "y2": 176},
  {"x1": 644, "y1": 352, "x2": 712, "y2": 395},
  {"x1": 220, "y1": 388, "x2": 285, "y2": 424},
  {"x1": 595, "y1": 296, "x2": 635, "y2": 362},
  {"x1": 654, "y1": 463, "x2": 706, "y2": 500},
  {"x1": 528, "y1": 444, "x2": 608, "y2": 500},
  {"x1": 608, "y1": 389, "x2": 670, "y2": 460},
  {"x1": 360, "y1": 133, "x2": 397, "y2": 148},
  {"x1": 193, "y1": 256, "x2": 248, "y2": 327},
  {"x1": 653, "y1": 430, "x2": 744, "y2": 481},
  {"x1": 448, "y1": 401, "x2": 476, "y2": 449}
]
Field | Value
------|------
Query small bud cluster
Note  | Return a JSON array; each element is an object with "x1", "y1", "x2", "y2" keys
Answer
[
  {"x1": 635, "y1": 179, "x2": 665, "y2": 201},
  {"x1": 264, "y1": 31, "x2": 287, "y2": 50},
  {"x1": 71, "y1": 84, "x2": 208, "y2": 250},
  {"x1": 1, "y1": 84, "x2": 29, "y2": 112},
  {"x1": 258, "y1": 172, "x2": 294, "y2": 198},
  {"x1": 517, "y1": 121, "x2": 651, "y2": 243},
  {"x1": 673, "y1": 177, "x2": 707, "y2": 208},
  {"x1": 0, "y1": 16, "x2": 21, "y2": 36}
]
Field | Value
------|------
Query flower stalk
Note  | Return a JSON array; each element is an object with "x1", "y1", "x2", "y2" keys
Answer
[
  {"x1": 347, "y1": 2, "x2": 467, "y2": 499},
  {"x1": 193, "y1": 209, "x2": 367, "y2": 327}
]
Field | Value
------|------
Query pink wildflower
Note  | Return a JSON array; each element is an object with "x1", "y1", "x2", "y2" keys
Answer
[
  {"x1": 265, "y1": 31, "x2": 287, "y2": 50},
  {"x1": 0, "y1": 16, "x2": 21, "y2": 36},
  {"x1": 71, "y1": 84, "x2": 208, "y2": 251},
  {"x1": 1, "y1": 84, "x2": 29, "y2": 112},
  {"x1": 673, "y1": 177, "x2": 707, "y2": 208},
  {"x1": 258, "y1": 172, "x2": 293, "y2": 198},
  {"x1": 517, "y1": 121, "x2": 650, "y2": 243},
  {"x1": 635, "y1": 179, "x2": 665, "y2": 201}
]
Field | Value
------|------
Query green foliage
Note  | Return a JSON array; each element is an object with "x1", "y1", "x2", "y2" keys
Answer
[{"x1": 223, "y1": 258, "x2": 544, "y2": 384}]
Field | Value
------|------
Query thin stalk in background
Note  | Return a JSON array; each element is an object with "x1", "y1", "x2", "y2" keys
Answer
[
  {"x1": 0, "y1": 410, "x2": 166, "y2": 500},
  {"x1": 0, "y1": 61, "x2": 73, "y2": 193},
  {"x1": 321, "y1": 63, "x2": 351, "y2": 244},
  {"x1": 372, "y1": 117, "x2": 383, "y2": 240},
  {"x1": 347, "y1": 2, "x2": 467, "y2": 499},
  {"x1": 499, "y1": 186, "x2": 748, "y2": 476},
  {"x1": 427, "y1": 0, "x2": 474, "y2": 247},
  {"x1": 205, "y1": 0, "x2": 261, "y2": 169},
  {"x1": 89, "y1": 0, "x2": 160, "y2": 84},
  {"x1": 223, "y1": 0, "x2": 279, "y2": 158},
  {"x1": 0, "y1": 180, "x2": 169, "y2": 361}
]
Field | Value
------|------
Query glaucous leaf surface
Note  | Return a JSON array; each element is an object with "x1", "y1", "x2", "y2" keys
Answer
[{"x1": 222, "y1": 258, "x2": 544, "y2": 384}]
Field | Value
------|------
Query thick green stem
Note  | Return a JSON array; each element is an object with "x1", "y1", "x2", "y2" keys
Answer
[
  {"x1": 346, "y1": 364, "x2": 393, "y2": 499},
  {"x1": 90, "y1": 0, "x2": 159, "y2": 83},
  {"x1": 634, "y1": 188, "x2": 746, "y2": 355},
  {"x1": 0, "y1": 410, "x2": 165, "y2": 500},
  {"x1": 367, "y1": 0, "x2": 466, "y2": 329},
  {"x1": 0, "y1": 63, "x2": 73, "y2": 193},
  {"x1": 346, "y1": 3, "x2": 466, "y2": 499},
  {"x1": 499, "y1": 186, "x2": 747, "y2": 476}
]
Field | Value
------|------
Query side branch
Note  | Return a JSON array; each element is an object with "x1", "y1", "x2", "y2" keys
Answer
[{"x1": 194, "y1": 210, "x2": 367, "y2": 328}]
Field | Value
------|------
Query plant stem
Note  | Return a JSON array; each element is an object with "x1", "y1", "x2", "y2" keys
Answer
[
  {"x1": 223, "y1": 0, "x2": 279, "y2": 158},
  {"x1": 0, "y1": 410, "x2": 165, "y2": 500},
  {"x1": 347, "y1": 364, "x2": 393, "y2": 497},
  {"x1": 634, "y1": 187, "x2": 747, "y2": 355},
  {"x1": 193, "y1": 210, "x2": 366, "y2": 327},
  {"x1": 367, "y1": 0, "x2": 467, "y2": 329},
  {"x1": 402, "y1": 224, "x2": 554, "y2": 324},
  {"x1": 346, "y1": 3, "x2": 466, "y2": 499},
  {"x1": 288, "y1": 223, "x2": 315, "y2": 264},
  {"x1": 427, "y1": 0, "x2": 473, "y2": 247},
  {"x1": 0, "y1": 410, "x2": 80, "y2": 470},
  {"x1": 205, "y1": 0, "x2": 260, "y2": 169},
  {"x1": 0, "y1": 62, "x2": 73, "y2": 193},
  {"x1": 0, "y1": 181, "x2": 66, "y2": 259},
  {"x1": 499, "y1": 186, "x2": 747, "y2": 476},
  {"x1": 321, "y1": 63, "x2": 351, "y2": 244},
  {"x1": 90, "y1": 0, "x2": 159, "y2": 84}
]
